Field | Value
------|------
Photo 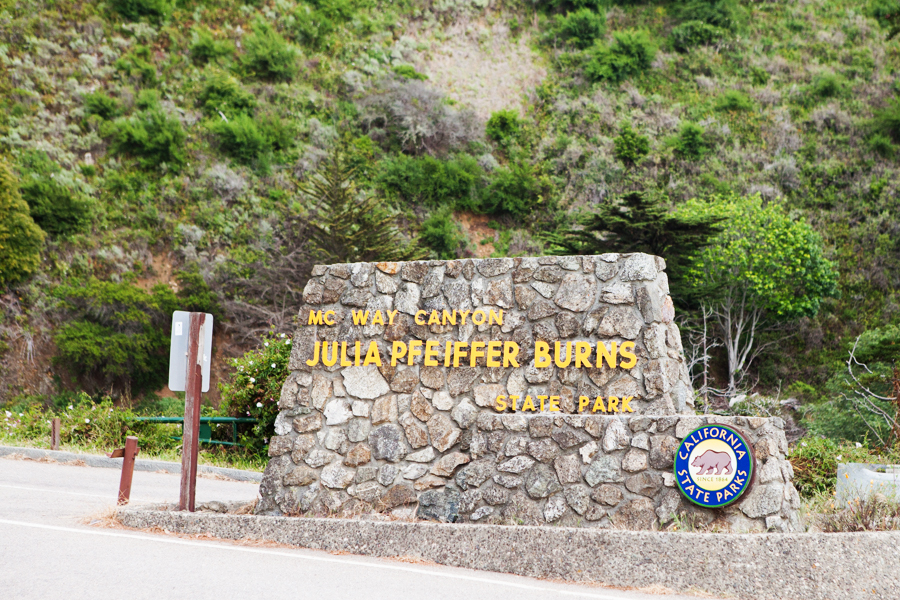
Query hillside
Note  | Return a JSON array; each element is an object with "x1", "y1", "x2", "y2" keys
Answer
[{"x1": 1, "y1": 0, "x2": 899, "y2": 445}]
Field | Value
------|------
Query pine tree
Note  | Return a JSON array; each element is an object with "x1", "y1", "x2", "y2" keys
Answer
[
  {"x1": 0, "y1": 158, "x2": 45, "y2": 286},
  {"x1": 301, "y1": 148, "x2": 423, "y2": 264}
]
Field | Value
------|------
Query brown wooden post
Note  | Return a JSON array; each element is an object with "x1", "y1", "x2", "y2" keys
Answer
[
  {"x1": 50, "y1": 418, "x2": 60, "y2": 451},
  {"x1": 179, "y1": 312, "x2": 205, "y2": 512},
  {"x1": 117, "y1": 436, "x2": 139, "y2": 505}
]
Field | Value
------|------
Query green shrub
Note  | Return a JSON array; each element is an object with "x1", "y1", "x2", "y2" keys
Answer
[
  {"x1": 809, "y1": 73, "x2": 846, "y2": 100},
  {"x1": 218, "y1": 330, "x2": 293, "y2": 458},
  {"x1": 677, "y1": 0, "x2": 746, "y2": 33},
  {"x1": 673, "y1": 122, "x2": 708, "y2": 159},
  {"x1": 109, "y1": 0, "x2": 172, "y2": 22},
  {"x1": 20, "y1": 176, "x2": 91, "y2": 237},
  {"x1": 292, "y1": 4, "x2": 336, "y2": 50},
  {"x1": 584, "y1": 29, "x2": 657, "y2": 84},
  {"x1": 420, "y1": 206, "x2": 465, "y2": 259},
  {"x1": 210, "y1": 113, "x2": 271, "y2": 165},
  {"x1": 114, "y1": 44, "x2": 157, "y2": 85},
  {"x1": 0, "y1": 159, "x2": 45, "y2": 286},
  {"x1": 53, "y1": 277, "x2": 215, "y2": 397},
  {"x1": 670, "y1": 20, "x2": 727, "y2": 52},
  {"x1": 16, "y1": 151, "x2": 92, "y2": 237},
  {"x1": 0, "y1": 394, "x2": 176, "y2": 454},
  {"x1": 788, "y1": 437, "x2": 896, "y2": 498},
  {"x1": 377, "y1": 153, "x2": 483, "y2": 209},
  {"x1": 549, "y1": 8, "x2": 606, "y2": 50},
  {"x1": 190, "y1": 28, "x2": 235, "y2": 64},
  {"x1": 481, "y1": 162, "x2": 540, "y2": 218},
  {"x1": 83, "y1": 91, "x2": 121, "y2": 120},
  {"x1": 867, "y1": 133, "x2": 895, "y2": 158},
  {"x1": 174, "y1": 267, "x2": 222, "y2": 318},
  {"x1": 392, "y1": 65, "x2": 428, "y2": 80},
  {"x1": 613, "y1": 123, "x2": 650, "y2": 165},
  {"x1": 197, "y1": 71, "x2": 256, "y2": 118},
  {"x1": 107, "y1": 92, "x2": 186, "y2": 170},
  {"x1": 240, "y1": 19, "x2": 300, "y2": 82},
  {"x1": 485, "y1": 109, "x2": 522, "y2": 146},
  {"x1": 872, "y1": 97, "x2": 900, "y2": 142},
  {"x1": 715, "y1": 89, "x2": 753, "y2": 112}
]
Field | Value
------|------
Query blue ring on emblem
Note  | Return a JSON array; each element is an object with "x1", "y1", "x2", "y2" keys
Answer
[{"x1": 673, "y1": 424, "x2": 755, "y2": 509}]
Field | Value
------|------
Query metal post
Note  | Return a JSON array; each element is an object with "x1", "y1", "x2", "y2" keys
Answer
[
  {"x1": 179, "y1": 312, "x2": 205, "y2": 512},
  {"x1": 118, "y1": 436, "x2": 139, "y2": 505},
  {"x1": 50, "y1": 418, "x2": 60, "y2": 451}
]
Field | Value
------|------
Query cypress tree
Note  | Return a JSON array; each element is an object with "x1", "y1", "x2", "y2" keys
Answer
[
  {"x1": 0, "y1": 159, "x2": 45, "y2": 286},
  {"x1": 545, "y1": 190, "x2": 723, "y2": 293}
]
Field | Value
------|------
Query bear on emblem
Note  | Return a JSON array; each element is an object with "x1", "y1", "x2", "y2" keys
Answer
[{"x1": 691, "y1": 450, "x2": 733, "y2": 476}]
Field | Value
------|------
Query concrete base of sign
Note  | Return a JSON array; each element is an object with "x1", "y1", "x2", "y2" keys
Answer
[
  {"x1": 117, "y1": 507, "x2": 900, "y2": 600},
  {"x1": 261, "y1": 256, "x2": 801, "y2": 531}
]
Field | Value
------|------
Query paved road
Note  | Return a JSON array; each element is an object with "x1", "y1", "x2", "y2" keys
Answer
[{"x1": 0, "y1": 457, "x2": 713, "y2": 600}]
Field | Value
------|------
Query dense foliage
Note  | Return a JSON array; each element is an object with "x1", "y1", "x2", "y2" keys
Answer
[{"x1": 1, "y1": 0, "x2": 899, "y2": 458}]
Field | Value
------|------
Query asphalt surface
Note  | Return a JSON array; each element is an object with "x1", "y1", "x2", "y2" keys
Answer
[{"x1": 0, "y1": 456, "x2": 716, "y2": 600}]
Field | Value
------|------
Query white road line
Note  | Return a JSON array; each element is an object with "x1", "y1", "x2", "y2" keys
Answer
[
  {"x1": 0, "y1": 484, "x2": 111, "y2": 499},
  {"x1": 0, "y1": 518, "x2": 626, "y2": 599}
]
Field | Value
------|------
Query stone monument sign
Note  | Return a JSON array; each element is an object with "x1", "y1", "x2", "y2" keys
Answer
[{"x1": 259, "y1": 254, "x2": 800, "y2": 531}]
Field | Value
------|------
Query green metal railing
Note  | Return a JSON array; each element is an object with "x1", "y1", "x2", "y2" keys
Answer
[{"x1": 133, "y1": 416, "x2": 257, "y2": 447}]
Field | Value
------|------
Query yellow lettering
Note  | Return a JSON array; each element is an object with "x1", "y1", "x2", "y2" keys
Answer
[
  {"x1": 472, "y1": 310, "x2": 486, "y2": 325},
  {"x1": 578, "y1": 395, "x2": 590, "y2": 412},
  {"x1": 427, "y1": 311, "x2": 440, "y2": 325},
  {"x1": 470, "y1": 341, "x2": 486, "y2": 367},
  {"x1": 308, "y1": 310, "x2": 324, "y2": 325},
  {"x1": 453, "y1": 342, "x2": 468, "y2": 367},
  {"x1": 495, "y1": 395, "x2": 507, "y2": 411},
  {"x1": 535, "y1": 341, "x2": 551, "y2": 368},
  {"x1": 459, "y1": 310, "x2": 471, "y2": 325},
  {"x1": 323, "y1": 310, "x2": 336, "y2": 326},
  {"x1": 340, "y1": 342, "x2": 352, "y2": 367},
  {"x1": 621, "y1": 396, "x2": 634, "y2": 413},
  {"x1": 488, "y1": 309, "x2": 503, "y2": 326},
  {"x1": 354, "y1": 341, "x2": 361, "y2": 366},
  {"x1": 509, "y1": 395, "x2": 520, "y2": 411},
  {"x1": 548, "y1": 396, "x2": 560, "y2": 412},
  {"x1": 408, "y1": 340, "x2": 423, "y2": 365},
  {"x1": 305, "y1": 341, "x2": 321, "y2": 366},
  {"x1": 442, "y1": 310, "x2": 456, "y2": 326},
  {"x1": 591, "y1": 396, "x2": 606, "y2": 413},
  {"x1": 619, "y1": 341, "x2": 637, "y2": 369},
  {"x1": 391, "y1": 341, "x2": 407, "y2": 366},
  {"x1": 554, "y1": 341, "x2": 573, "y2": 368},
  {"x1": 574, "y1": 342, "x2": 592, "y2": 368},
  {"x1": 322, "y1": 341, "x2": 338, "y2": 367},
  {"x1": 414, "y1": 310, "x2": 427, "y2": 325},
  {"x1": 351, "y1": 310, "x2": 369, "y2": 326},
  {"x1": 486, "y1": 341, "x2": 502, "y2": 367},
  {"x1": 387, "y1": 310, "x2": 398, "y2": 325},
  {"x1": 608, "y1": 396, "x2": 620, "y2": 412},
  {"x1": 444, "y1": 341, "x2": 453, "y2": 367},
  {"x1": 538, "y1": 395, "x2": 548, "y2": 411},
  {"x1": 424, "y1": 340, "x2": 440, "y2": 366},
  {"x1": 596, "y1": 341, "x2": 618, "y2": 369},
  {"x1": 522, "y1": 396, "x2": 536, "y2": 412},
  {"x1": 363, "y1": 341, "x2": 382, "y2": 366},
  {"x1": 503, "y1": 342, "x2": 520, "y2": 367},
  {"x1": 371, "y1": 311, "x2": 384, "y2": 326}
]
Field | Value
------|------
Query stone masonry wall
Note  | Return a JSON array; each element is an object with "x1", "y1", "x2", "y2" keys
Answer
[{"x1": 259, "y1": 254, "x2": 801, "y2": 531}]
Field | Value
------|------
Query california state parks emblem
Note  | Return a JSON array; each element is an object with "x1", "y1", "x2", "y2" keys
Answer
[{"x1": 674, "y1": 424, "x2": 755, "y2": 508}]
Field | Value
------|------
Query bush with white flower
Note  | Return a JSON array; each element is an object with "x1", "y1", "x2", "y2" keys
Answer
[{"x1": 218, "y1": 329, "x2": 292, "y2": 457}]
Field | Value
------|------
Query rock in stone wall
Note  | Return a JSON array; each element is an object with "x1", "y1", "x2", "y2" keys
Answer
[{"x1": 259, "y1": 255, "x2": 801, "y2": 531}]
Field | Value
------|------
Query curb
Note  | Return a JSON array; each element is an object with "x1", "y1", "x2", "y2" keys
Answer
[
  {"x1": 0, "y1": 445, "x2": 262, "y2": 483},
  {"x1": 116, "y1": 508, "x2": 900, "y2": 600}
]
